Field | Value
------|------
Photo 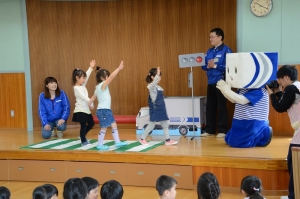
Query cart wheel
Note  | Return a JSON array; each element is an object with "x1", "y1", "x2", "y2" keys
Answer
[{"x1": 179, "y1": 126, "x2": 188, "y2": 136}]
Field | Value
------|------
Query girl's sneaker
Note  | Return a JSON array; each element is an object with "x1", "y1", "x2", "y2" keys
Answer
[
  {"x1": 165, "y1": 140, "x2": 178, "y2": 146},
  {"x1": 139, "y1": 139, "x2": 149, "y2": 146},
  {"x1": 81, "y1": 141, "x2": 91, "y2": 146},
  {"x1": 97, "y1": 145, "x2": 109, "y2": 150},
  {"x1": 115, "y1": 141, "x2": 128, "y2": 147}
]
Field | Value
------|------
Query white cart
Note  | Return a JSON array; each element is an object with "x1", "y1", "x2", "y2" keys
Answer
[{"x1": 136, "y1": 96, "x2": 206, "y2": 136}]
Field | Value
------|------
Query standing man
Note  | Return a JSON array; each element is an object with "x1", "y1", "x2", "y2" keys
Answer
[{"x1": 201, "y1": 28, "x2": 232, "y2": 137}]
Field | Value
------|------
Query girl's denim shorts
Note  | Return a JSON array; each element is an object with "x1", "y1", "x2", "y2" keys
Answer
[{"x1": 96, "y1": 109, "x2": 116, "y2": 128}]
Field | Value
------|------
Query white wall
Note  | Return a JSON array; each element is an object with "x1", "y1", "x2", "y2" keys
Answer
[{"x1": 237, "y1": 0, "x2": 300, "y2": 64}]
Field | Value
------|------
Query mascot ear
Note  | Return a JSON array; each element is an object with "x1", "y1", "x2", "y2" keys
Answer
[{"x1": 226, "y1": 52, "x2": 278, "y2": 89}]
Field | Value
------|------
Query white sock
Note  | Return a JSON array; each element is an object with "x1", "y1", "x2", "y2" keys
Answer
[
  {"x1": 98, "y1": 130, "x2": 106, "y2": 146},
  {"x1": 112, "y1": 128, "x2": 121, "y2": 143}
]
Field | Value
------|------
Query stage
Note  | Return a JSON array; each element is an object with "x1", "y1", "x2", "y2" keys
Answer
[{"x1": 0, "y1": 125, "x2": 290, "y2": 193}]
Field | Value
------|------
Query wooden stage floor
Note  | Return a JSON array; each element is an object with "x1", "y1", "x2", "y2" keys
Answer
[{"x1": 0, "y1": 125, "x2": 291, "y2": 194}]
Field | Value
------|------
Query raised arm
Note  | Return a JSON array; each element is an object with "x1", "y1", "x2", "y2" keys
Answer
[
  {"x1": 83, "y1": 60, "x2": 96, "y2": 87},
  {"x1": 101, "y1": 61, "x2": 124, "y2": 90}
]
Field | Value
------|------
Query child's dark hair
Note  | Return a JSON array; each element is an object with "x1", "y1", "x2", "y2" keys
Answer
[
  {"x1": 276, "y1": 65, "x2": 298, "y2": 81},
  {"x1": 197, "y1": 172, "x2": 220, "y2": 199},
  {"x1": 0, "y1": 186, "x2": 11, "y2": 199},
  {"x1": 81, "y1": 176, "x2": 99, "y2": 193},
  {"x1": 32, "y1": 186, "x2": 46, "y2": 199},
  {"x1": 44, "y1": 77, "x2": 61, "y2": 98},
  {"x1": 42, "y1": 184, "x2": 58, "y2": 199},
  {"x1": 63, "y1": 178, "x2": 88, "y2": 199},
  {"x1": 156, "y1": 175, "x2": 177, "y2": 196},
  {"x1": 95, "y1": 66, "x2": 111, "y2": 83},
  {"x1": 241, "y1": 175, "x2": 264, "y2": 199},
  {"x1": 72, "y1": 68, "x2": 87, "y2": 85},
  {"x1": 100, "y1": 180, "x2": 123, "y2": 199},
  {"x1": 146, "y1": 68, "x2": 162, "y2": 83}
]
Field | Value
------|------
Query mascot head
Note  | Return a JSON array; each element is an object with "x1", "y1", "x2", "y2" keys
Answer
[{"x1": 226, "y1": 52, "x2": 278, "y2": 88}]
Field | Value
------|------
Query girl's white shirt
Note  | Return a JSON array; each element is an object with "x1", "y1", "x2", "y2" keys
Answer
[{"x1": 73, "y1": 67, "x2": 93, "y2": 114}]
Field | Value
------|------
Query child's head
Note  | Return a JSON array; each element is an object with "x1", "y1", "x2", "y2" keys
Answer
[
  {"x1": 81, "y1": 177, "x2": 99, "y2": 199},
  {"x1": 156, "y1": 175, "x2": 177, "y2": 199},
  {"x1": 32, "y1": 186, "x2": 46, "y2": 199},
  {"x1": 100, "y1": 180, "x2": 123, "y2": 199},
  {"x1": 197, "y1": 172, "x2": 220, "y2": 199},
  {"x1": 0, "y1": 186, "x2": 11, "y2": 199},
  {"x1": 146, "y1": 68, "x2": 162, "y2": 83},
  {"x1": 96, "y1": 66, "x2": 111, "y2": 83},
  {"x1": 63, "y1": 178, "x2": 88, "y2": 199},
  {"x1": 241, "y1": 175, "x2": 264, "y2": 199},
  {"x1": 72, "y1": 68, "x2": 87, "y2": 85},
  {"x1": 44, "y1": 77, "x2": 61, "y2": 98},
  {"x1": 42, "y1": 184, "x2": 58, "y2": 199}
]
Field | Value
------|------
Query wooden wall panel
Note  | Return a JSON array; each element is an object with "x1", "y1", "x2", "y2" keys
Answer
[
  {"x1": 0, "y1": 73, "x2": 27, "y2": 128},
  {"x1": 26, "y1": 0, "x2": 237, "y2": 128},
  {"x1": 192, "y1": 166, "x2": 289, "y2": 190}
]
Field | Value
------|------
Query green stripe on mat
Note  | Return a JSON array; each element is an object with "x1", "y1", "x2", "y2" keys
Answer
[{"x1": 20, "y1": 139, "x2": 164, "y2": 152}]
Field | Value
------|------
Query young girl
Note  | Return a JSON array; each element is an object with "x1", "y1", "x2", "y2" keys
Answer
[
  {"x1": 72, "y1": 60, "x2": 95, "y2": 146},
  {"x1": 139, "y1": 67, "x2": 178, "y2": 146},
  {"x1": 197, "y1": 172, "x2": 220, "y2": 199},
  {"x1": 241, "y1": 175, "x2": 265, "y2": 199},
  {"x1": 89, "y1": 61, "x2": 127, "y2": 150}
]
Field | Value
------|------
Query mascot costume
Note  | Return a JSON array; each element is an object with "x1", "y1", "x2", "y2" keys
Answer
[{"x1": 216, "y1": 52, "x2": 278, "y2": 148}]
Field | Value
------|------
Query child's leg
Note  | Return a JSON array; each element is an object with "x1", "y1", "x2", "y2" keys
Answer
[
  {"x1": 161, "y1": 120, "x2": 178, "y2": 145},
  {"x1": 79, "y1": 122, "x2": 87, "y2": 143},
  {"x1": 85, "y1": 118, "x2": 94, "y2": 135},
  {"x1": 140, "y1": 122, "x2": 156, "y2": 140},
  {"x1": 160, "y1": 120, "x2": 170, "y2": 141},
  {"x1": 111, "y1": 123, "x2": 120, "y2": 143},
  {"x1": 111, "y1": 123, "x2": 128, "y2": 147},
  {"x1": 98, "y1": 128, "x2": 107, "y2": 146}
]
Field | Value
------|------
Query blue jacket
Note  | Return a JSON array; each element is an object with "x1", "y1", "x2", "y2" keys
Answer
[
  {"x1": 202, "y1": 43, "x2": 232, "y2": 84},
  {"x1": 38, "y1": 90, "x2": 70, "y2": 126}
]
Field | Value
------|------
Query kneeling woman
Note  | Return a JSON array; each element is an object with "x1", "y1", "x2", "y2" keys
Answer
[{"x1": 38, "y1": 77, "x2": 70, "y2": 138}]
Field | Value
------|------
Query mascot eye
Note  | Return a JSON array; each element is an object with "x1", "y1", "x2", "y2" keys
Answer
[{"x1": 235, "y1": 67, "x2": 237, "y2": 74}]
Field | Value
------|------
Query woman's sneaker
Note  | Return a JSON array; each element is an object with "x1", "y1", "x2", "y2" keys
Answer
[
  {"x1": 115, "y1": 141, "x2": 128, "y2": 147},
  {"x1": 57, "y1": 131, "x2": 63, "y2": 138},
  {"x1": 97, "y1": 145, "x2": 109, "y2": 150},
  {"x1": 139, "y1": 139, "x2": 149, "y2": 146},
  {"x1": 165, "y1": 140, "x2": 178, "y2": 146}
]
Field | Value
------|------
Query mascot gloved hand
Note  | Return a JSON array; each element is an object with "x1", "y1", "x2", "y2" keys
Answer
[{"x1": 217, "y1": 52, "x2": 278, "y2": 148}]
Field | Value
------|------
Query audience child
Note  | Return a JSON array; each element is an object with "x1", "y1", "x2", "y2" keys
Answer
[
  {"x1": 241, "y1": 175, "x2": 265, "y2": 199},
  {"x1": 32, "y1": 186, "x2": 46, "y2": 199},
  {"x1": 156, "y1": 175, "x2": 177, "y2": 199},
  {"x1": 43, "y1": 184, "x2": 58, "y2": 199},
  {"x1": 63, "y1": 178, "x2": 88, "y2": 199},
  {"x1": 0, "y1": 186, "x2": 10, "y2": 199},
  {"x1": 100, "y1": 180, "x2": 123, "y2": 199},
  {"x1": 197, "y1": 172, "x2": 220, "y2": 199},
  {"x1": 82, "y1": 176, "x2": 99, "y2": 199}
]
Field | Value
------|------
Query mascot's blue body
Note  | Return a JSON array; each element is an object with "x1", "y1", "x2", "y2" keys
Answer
[{"x1": 217, "y1": 52, "x2": 278, "y2": 148}]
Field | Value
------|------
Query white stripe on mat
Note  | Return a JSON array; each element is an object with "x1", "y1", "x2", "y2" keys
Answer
[
  {"x1": 30, "y1": 139, "x2": 69, "y2": 148},
  {"x1": 75, "y1": 140, "x2": 113, "y2": 150},
  {"x1": 51, "y1": 140, "x2": 82, "y2": 149},
  {"x1": 108, "y1": 140, "x2": 136, "y2": 151},
  {"x1": 126, "y1": 141, "x2": 163, "y2": 152}
]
